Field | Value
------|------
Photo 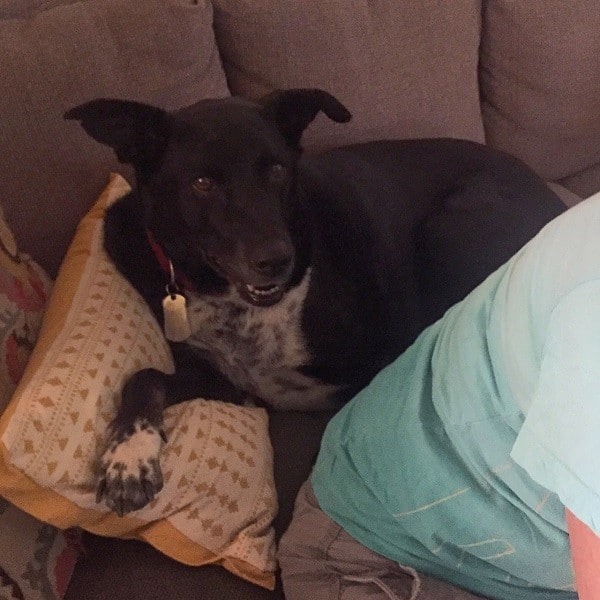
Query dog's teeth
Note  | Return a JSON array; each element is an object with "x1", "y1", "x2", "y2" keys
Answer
[{"x1": 246, "y1": 284, "x2": 279, "y2": 296}]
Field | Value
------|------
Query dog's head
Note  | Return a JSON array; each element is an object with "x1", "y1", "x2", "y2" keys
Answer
[{"x1": 65, "y1": 89, "x2": 351, "y2": 306}]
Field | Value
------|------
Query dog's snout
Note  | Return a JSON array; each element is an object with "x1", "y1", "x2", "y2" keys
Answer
[
  {"x1": 250, "y1": 242, "x2": 294, "y2": 278},
  {"x1": 254, "y1": 255, "x2": 292, "y2": 276}
]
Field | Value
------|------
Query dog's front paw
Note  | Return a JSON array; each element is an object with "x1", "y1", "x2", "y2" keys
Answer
[{"x1": 96, "y1": 418, "x2": 165, "y2": 517}]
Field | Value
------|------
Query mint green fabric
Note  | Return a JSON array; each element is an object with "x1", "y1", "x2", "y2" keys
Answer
[
  {"x1": 511, "y1": 280, "x2": 600, "y2": 535},
  {"x1": 312, "y1": 192, "x2": 600, "y2": 600}
]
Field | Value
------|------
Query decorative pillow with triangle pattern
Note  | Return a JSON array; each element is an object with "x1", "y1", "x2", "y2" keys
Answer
[{"x1": 0, "y1": 174, "x2": 278, "y2": 590}]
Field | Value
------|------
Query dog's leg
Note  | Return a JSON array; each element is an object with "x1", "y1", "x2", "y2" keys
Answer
[
  {"x1": 97, "y1": 351, "x2": 245, "y2": 516},
  {"x1": 96, "y1": 368, "x2": 168, "y2": 516}
]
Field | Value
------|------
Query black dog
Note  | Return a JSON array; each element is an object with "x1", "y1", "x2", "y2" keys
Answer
[{"x1": 65, "y1": 89, "x2": 565, "y2": 516}]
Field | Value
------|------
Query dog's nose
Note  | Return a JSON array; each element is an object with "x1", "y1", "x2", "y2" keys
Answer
[
  {"x1": 250, "y1": 243, "x2": 293, "y2": 278},
  {"x1": 252, "y1": 254, "x2": 293, "y2": 277},
  {"x1": 254, "y1": 256, "x2": 292, "y2": 277}
]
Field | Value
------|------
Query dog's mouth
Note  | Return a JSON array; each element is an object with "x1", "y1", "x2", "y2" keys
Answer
[
  {"x1": 240, "y1": 283, "x2": 285, "y2": 307},
  {"x1": 205, "y1": 255, "x2": 289, "y2": 307}
]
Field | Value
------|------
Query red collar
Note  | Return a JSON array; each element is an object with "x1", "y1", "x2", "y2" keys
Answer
[{"x1": 146, "y1": 230, "x2": 197, "y2": 293}]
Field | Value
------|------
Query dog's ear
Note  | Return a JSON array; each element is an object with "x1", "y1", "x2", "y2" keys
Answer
[
  {"x1": 260, "y1": 88, "x2": 351, "y2": 148},
  {"x1": 64, "y1": 99, "x2": 170, "y2": 174}
]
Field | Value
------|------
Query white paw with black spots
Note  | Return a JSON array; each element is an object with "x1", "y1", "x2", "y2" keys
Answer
[{"x1": 96, "y1": 419, "x2": 164, "y2": 517}]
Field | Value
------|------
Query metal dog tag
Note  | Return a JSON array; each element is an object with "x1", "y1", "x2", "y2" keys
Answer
[{"x1": 162, "y1": 292, "x2": 191, "y2": 342}]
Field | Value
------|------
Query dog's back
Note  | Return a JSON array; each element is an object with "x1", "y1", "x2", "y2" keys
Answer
[{"x1": 297, "y1": 138, "x2": 565, "y2": 398}]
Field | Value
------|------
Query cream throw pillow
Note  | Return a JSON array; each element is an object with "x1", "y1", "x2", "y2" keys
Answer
[{"x1": 0, "y1": 174, "x2": 277, "y2": 590}]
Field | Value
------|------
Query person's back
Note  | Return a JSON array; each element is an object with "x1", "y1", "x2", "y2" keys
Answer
[{"x1": 301, "y1": 193, "x2": 600, "y2": 599}]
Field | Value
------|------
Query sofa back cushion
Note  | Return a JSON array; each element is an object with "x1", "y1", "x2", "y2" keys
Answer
[
  {"x1": 0, "y1": 0, "x2": 229, "y2": 277},
  {"x1": 212, "y1": 0, "x2": 485, "y2": 151},
  {"x1": 481, "y1": 0, "x2": 600, "y2": 196}
]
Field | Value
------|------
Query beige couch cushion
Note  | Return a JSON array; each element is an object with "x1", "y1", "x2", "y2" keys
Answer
[
  {"x1": 559, "y1": 163, "x2": 600, "y2": 200},
  {"x1": 212, "y1": 0, "x2": 485, "y2": 150},
  {"x1": 0, "y1": 0, "x2": 229, "y2": 277},
  {"x1": 481, "y1": 0, "x2": 600, "y2": 195}
]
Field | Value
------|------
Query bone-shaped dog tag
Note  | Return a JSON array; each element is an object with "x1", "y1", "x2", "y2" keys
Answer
[{"x1": 162, "y1": 293, "x2": 191, "y2": 342}]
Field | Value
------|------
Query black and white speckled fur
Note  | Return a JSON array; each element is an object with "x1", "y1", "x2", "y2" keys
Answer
[
  {"x1": 65, "y1": 89, "x2": 566, "y2": 516},
  {"x1": 186, "y1": 269, "x2": 338, "y2": 411},
  {"x1": 96, "y1": 418, "x2": 163, "y2": 517}
]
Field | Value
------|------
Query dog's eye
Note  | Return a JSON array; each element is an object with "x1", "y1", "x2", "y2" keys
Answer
[
  {"x1": 269, "y1": 163, "x2": 287, "y2": 182},
  {"x1": 192, "y1": 177, "x2": 215, "y2": 194}
]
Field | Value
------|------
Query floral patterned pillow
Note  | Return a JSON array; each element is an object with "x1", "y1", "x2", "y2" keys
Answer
[
  {"x1": 0, "y1": 206, "x2": 52, "y2": 413},
  {"x1": 0, "y1": 498, "x2": 81, "y2": 600},
  {"x1": 0, "y1": 204, "x2": 81, "y2": 599}
]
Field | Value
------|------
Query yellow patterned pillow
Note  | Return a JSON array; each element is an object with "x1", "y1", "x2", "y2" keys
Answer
[{"x1": 0, "y1": 174, "x2": 277, "y2": 590}]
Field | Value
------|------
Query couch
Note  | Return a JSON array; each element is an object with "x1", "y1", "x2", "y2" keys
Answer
[{"x1": 0, "y1": 1, "x2": 598, "y2": 599}]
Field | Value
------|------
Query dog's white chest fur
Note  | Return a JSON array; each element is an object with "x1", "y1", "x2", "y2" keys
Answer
[{"x1": 185, "y1": 270, "x2": 338, "y2": 410}]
